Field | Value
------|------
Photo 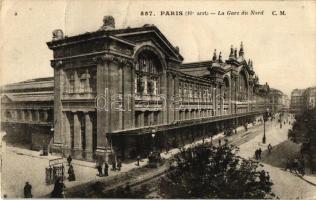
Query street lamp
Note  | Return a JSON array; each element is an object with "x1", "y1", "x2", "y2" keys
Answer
[
  {"x1": 151, "y1": 129, "x2": 156, "y2": 151},
  {"x1": 262, "y1": 108, "x2": 269, "y2": 144}
]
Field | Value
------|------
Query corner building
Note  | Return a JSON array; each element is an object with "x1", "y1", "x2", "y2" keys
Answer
[{"x1": 47, "y1": 16, "x2": 267, "y2": 161}]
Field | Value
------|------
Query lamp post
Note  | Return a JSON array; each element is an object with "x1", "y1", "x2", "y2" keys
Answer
[
  {"x1": 151, "y1": 129, "x2": 156, "y2": 152},
  {"x1": 262, "y1": 108, "x2": 269, "y2": 144},
  {"x1": 47, "y1": 126, "x2": 54, "y2": 154}
]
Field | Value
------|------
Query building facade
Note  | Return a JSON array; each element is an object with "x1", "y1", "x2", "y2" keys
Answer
[
  {"x1": 1, "y1": 16, "x2": 272, "y2": 161},
  {"x1": 1, "y1": 78, "x2": 54, "y2": 150},
  {"x1": 304, "y1": 87, "x2": 316, "y2": 110},
  {"x1": 290, "y1": 87, "x2": 316, "y2": 115},
  {"x1": 290, "y1": 89, "x2": 305, "y2": 115},
  {"x1": 268, "y1": 88, "x2": 288, "y2": 113}
]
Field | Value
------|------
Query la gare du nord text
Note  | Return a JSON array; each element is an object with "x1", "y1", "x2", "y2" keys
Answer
[{"x1": 159, "y1": 10, "x2": 265, "y2": 16}]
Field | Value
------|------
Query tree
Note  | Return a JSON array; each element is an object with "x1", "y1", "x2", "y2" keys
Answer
[{"x1": 159, "y1": 144, "x2": 274, "y2": 199}]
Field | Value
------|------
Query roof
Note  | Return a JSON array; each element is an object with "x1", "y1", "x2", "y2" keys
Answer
[
  {"x1": 2, "y1": 92, "x2": 54, "y2": 102},
  {"x1": 1, "y1": 77, "x2": 54, "y2": 93},
  {"x1": 180, "y1": 60, "x2": 212, "y2": 68},
  {"x1": 47, "y1": 25, "x2": 183, "y2": 62}
]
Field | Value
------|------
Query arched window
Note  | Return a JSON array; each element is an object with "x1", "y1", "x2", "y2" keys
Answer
[
  {"x1": 135, "y1": 50, "x2": 162, "y2": 96},
  {"x1": 223, "y1": 77, "x2": 230, "y2": 101},
  {"x1": 239, "y1": 72, "x2": 248, "y2": 101},
  {"x1": 5, "y1": 111, "x2": 12, "y2": 120}
]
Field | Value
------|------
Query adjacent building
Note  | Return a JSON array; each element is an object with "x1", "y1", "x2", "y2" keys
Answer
[
  {"x1": 304, "y1": 87, "x2": 316, "y2": 110},
  {"x1": 1, "y1": 77, "x2": 54, "y2": 150},
  {"x1": 290, "y1": 87, "x2": 316, "y2": 115},
  {"x1": 290, "y1": 89, "x2": 306, "y2": 115}
]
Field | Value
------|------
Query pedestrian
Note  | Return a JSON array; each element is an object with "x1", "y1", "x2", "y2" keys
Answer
[
  {"x1": 51, "y1": 178, "x2": 66, "y2": 198},
  {"x1": 24, "y1": 182, "x2": 32, "y2": 198},
  {"x1": 258, "y1": 148, "x2": 262, "y2": 159},
  {"x1": 218, "y1": 139, "x2": 221, "y2": 146},
  {"x1": 293, "y1": 158, "x2": 299, "y2": 173},
  {"x1": 136, "y1": 155, "x2": 141, "y2": 166},
  {"x1": 112, "y1": 159, "x2": 117, "y2": 171},
  {"x1": 104, "y1": 162, "x2": 109, "y2": 176},
  {"x1": 267, "y1": 144, "x2": 272, "y2": 154},
  {"x1": 165, "y1": 142, "x2": 170, "y2": 154},
  {"x1": 117, "y1": 159, "x2": 122, "y2": 171},
  {"x1": 67, "y1": 155, "x2": 72, "y2": 166},
  {"x1": 255, "y1": 149, "x2": 259, "y2": 160},
  {"x1": 285, "y1": 158, "x2": 291, "y2": 172},
  {"x1": 96, "y1": 162, "x2": 103, "y2": 177},
  {"x1": 68, "y1": 164, "x2": 76, "y2": 181},
  {"x1": 299, "y1": 158, "x2": 305, "y2": 176},
  {"x1": 224, "y1": 139, "x2": 228, "y2": 145}
]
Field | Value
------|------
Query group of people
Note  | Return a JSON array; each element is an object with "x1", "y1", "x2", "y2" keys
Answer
[
  {"x1": 285, "y1": 157, "x2": 305, "y2": 176},
  {"x1": 96, "y1": 158, "x2": 122, "y2": 177},
  {"x1": 96, "y1": 161, "x2": 109, "y2": 177},
  {"x1": 255, "y1": 148, "x2": 262, "y2": 160}
]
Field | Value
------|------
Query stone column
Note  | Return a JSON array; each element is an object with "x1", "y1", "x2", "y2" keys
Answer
[
  {"x1": 95, "y1": 56, "x2": 111, "y2": 161},
  {"x1": 85, "y1": 112, "x2": 93, "y2": 160},
  {"x1": 73, "y1": 112, "x2": 82, "y2": 158},
  {"x1": 213, "y1": 85, "x2": 217, "y2": 116},
  {"x1": 21, "y1": 110, "x2": 25, "y2": 122},
  {"x1": 161, "y1": 71, "x2": 168, "y2": 124},
  {"x1": 35, "y1": 110, "x2": 40, "y2": 122},
  {"x1": 27, "y1": 110, "x2": 32, "y2": 121},
  {"x1": 139, "y1": 112, "x2": 144, "y2": 127},
  {"x1": 63, "y1": 112, "x2": 71, "y2": 152},
  {"x1": 118, "y1": 65, "x2": 123, "y2": 130},
  {"x1": 43, "y1": 110, "x2": 48, "y2": 122},
  {"x1": 220, "y1": 84, "x2": 224, "y2": 115},
  {"x1": 74, "y1": 70, "x2": 79, "y2": 93},
  {"x1": 85, "y1": 69, "x2": 91, "y2": 93},
  {"x1": 174, "y1": 76, "x2": 179, "y2": 121},
  {"x1": 123, "y1": 61, "x2": 134, "y2": 129}
]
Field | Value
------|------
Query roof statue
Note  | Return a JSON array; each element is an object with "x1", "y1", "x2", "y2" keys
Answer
[
  {"x1": 100, "y1": 15, "x2": 115, "y2": 31},
  {"x1": 52, "y1": 29, "x2": 64, "y2": 41},
  {"x1": 212, "y1": 49, "x2": 217, "y2": 61}
]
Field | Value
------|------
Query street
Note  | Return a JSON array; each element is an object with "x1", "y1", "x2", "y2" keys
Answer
[
  {"x1": 238, "y1": 115, "x2": 316, "y2": 199},
  {"x1": 1, "y1": 114, "x2": 316, "y2": 198}
]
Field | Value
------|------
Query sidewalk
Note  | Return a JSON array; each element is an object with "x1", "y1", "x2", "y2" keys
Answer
[{"x1": 2, "y1": 122, "x2": 259, "y2": 198}]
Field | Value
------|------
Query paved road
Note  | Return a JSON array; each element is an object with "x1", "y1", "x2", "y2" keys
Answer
[{"x1": 238, "y1": 114, "x2": 316, "y2": 199}]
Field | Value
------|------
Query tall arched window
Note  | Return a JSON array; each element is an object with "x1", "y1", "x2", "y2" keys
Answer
[
  {"x1": 223, "y1": 77, "x2": 230, "y2": 101},
  {"x1": 239, "y1": 72, "x2": 248, "y2": 101},
  {"x1": 135, "y1": 50, "x2": 162, "y2": 96}
]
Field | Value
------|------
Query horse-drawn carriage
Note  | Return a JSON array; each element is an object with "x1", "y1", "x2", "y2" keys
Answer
[{"x1": 147, "y1": 151, "x2": 164, "y2": 168}]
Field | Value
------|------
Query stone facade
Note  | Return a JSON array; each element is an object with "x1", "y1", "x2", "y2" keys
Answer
[
  {"x1": 290, "y1": 87, "x2": 316, "y2": 115},
  {"x1": 45, "y1": 17, "x2": 271, "y2": 161},
  {"x1": 1, "y1": 16, "x2": 273, "y2": 161},
  {"x1": 1, "y1": 77, "x2": 54, "y2": 150}
]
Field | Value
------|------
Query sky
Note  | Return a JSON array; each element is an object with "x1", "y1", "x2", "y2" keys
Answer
[{"x1": 1, "y1": 0, "x2": 315, "y2": 96}]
